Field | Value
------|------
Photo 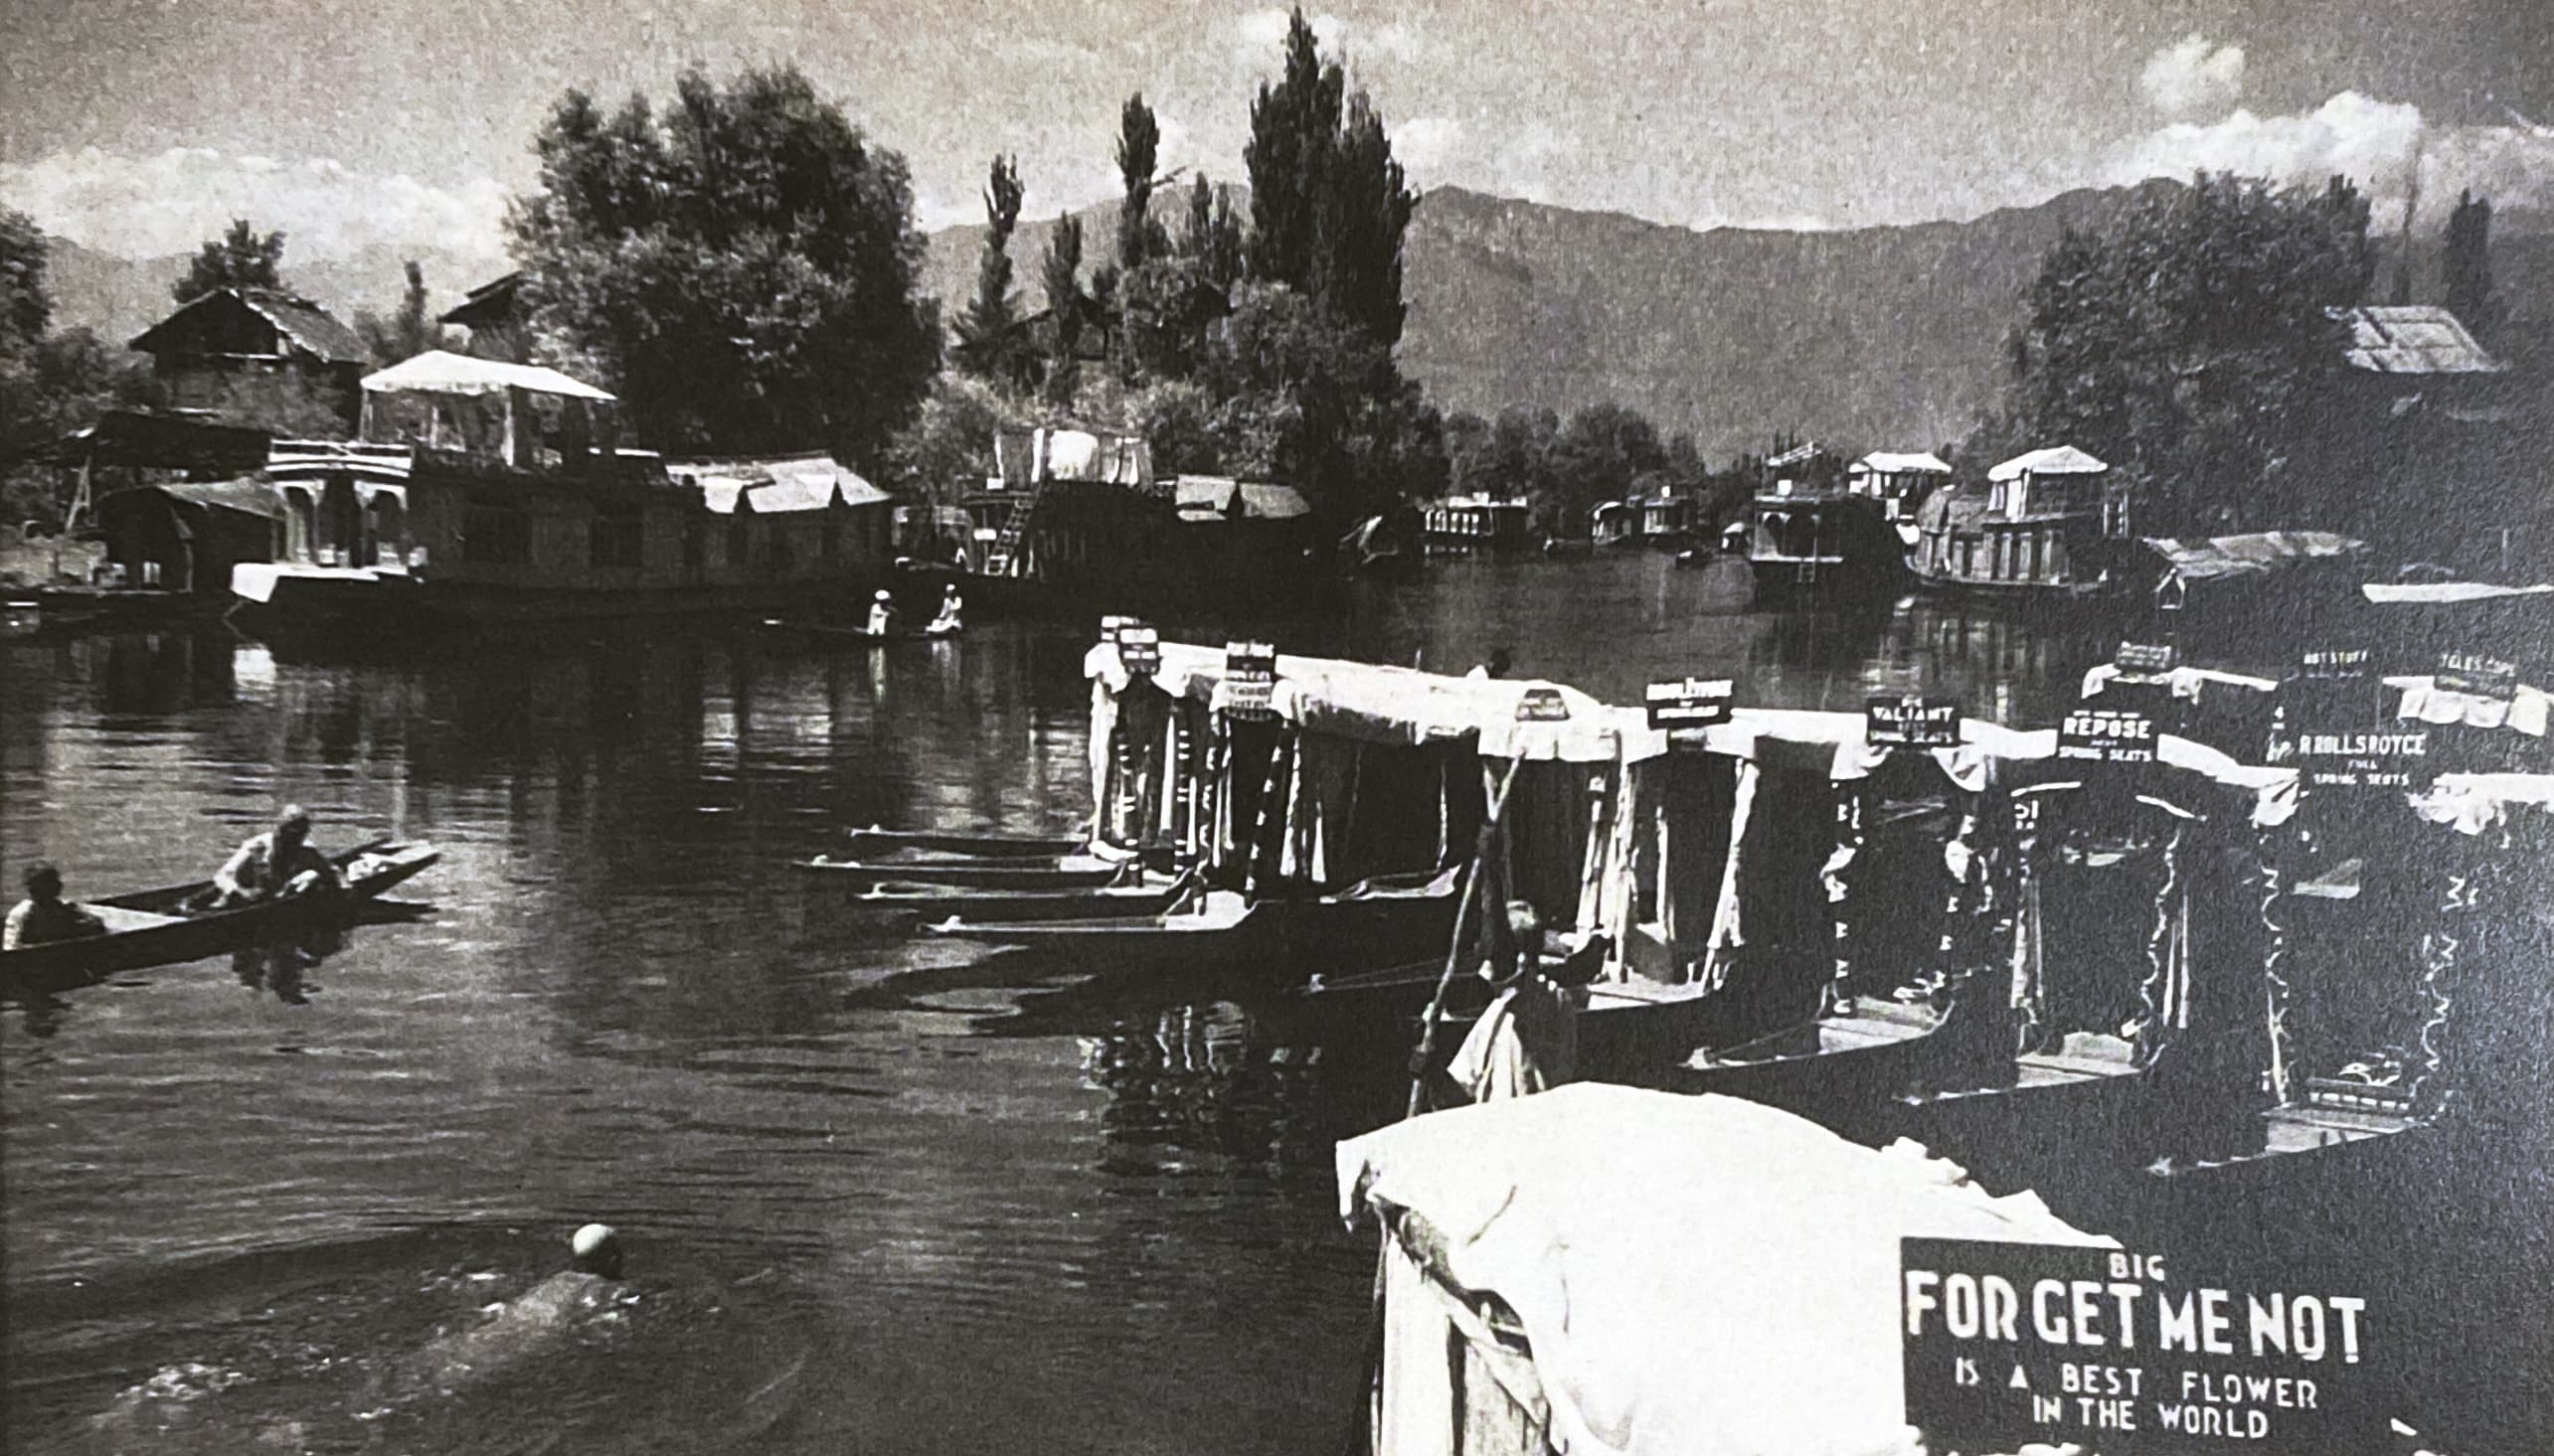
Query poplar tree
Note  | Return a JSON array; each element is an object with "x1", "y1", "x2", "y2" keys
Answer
[
  {"x1": 2442, "y1": 190, "x2": 2502, "y2": 341},
  {"x1": 1245, "y1": 9, "x2": 1342, "y2": 293},
  {"x1": 1040, "y1": 214, "x2": 1086, "y2": 404},
  {"x1": 956, "y1": 154, "x2": 1027, "y2": 384},
  {"x1": 1115, "y1": 95, "x2": 1166, "y2": 272}
]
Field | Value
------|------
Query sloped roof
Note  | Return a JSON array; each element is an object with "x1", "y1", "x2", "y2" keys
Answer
[
  {"x1": 1852, "y1": 451, "x2": 1950, "y2": 475},
  {"x1": 3, "y1": 409, "x2": 269, "y2": 472},
  {"x1": 676, "y1": 452, "x2": 890, "y2": 515},
  {"x1": 130, "y1": 288, "x2": 371, "y2": 365},
  {"x1": 1171, "y1": 475, "x2": 1311, "y2": 521},
  {"x1": 2329, "y1": 305, "x2": 2505, "y2": 375},
  {"x1": 439, "y1": 272, "x2": 521, "y2": 329},
  {"x1": 2141, "y1": 531, "x2": 2366, "y2": 581},
  {"x1": 94, "y1": 477, "x2": 282, "y2": 521},
  {"x1": 362, "y1": 350, "x2": 615, "y2": 402},
  {"x1": 1988, "y1": 443, "x2": 2108, "y2": 481}
]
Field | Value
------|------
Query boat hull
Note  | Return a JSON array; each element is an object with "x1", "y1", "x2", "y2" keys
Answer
[
  {"x1": 0, "y1": 841, "x2": 439, "y2": 994},
  {"x1": 925, "y1": 881, "x2": 1463, "y2": 981},
  {"x1": 799, "y1": 856, "x2": 1127, "y2": 891}
]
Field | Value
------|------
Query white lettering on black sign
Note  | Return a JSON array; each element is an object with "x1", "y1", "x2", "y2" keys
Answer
[
  {"x1": 1515, "y1": 687, "x2": 1573, "y2": 723},
  {"x1": 1903, "y1": 1238, "x2": 2384, "y2": 1456},
  {"x1": 2437, "y1": 651, "x2": 2517, "y2": 701},
  {"x1": 1866, "y1": 695, "x2": 1960, "y2": 747},
  {"x1": 1223, "y1": 640, "x2": 1277, "y2": 720},
  {"x1": 1116, "y1": 623, "x2": 1160, "y2": 676},
  {"x1": 2059, "y1": 709, "x2": 2157, "y2": 763},
  {"x1": 1645, "y1": 677, "x2": 1734, "y2": 729}
]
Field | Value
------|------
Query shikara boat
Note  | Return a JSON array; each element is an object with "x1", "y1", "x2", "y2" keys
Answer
[
  {"x1": 796, "y1": 853, "x2": 1133, "y2": 891},
  {"x1": 833, "y1": 869, "x2": 1205, "y2": 928},
  {"x1": 921, "y1": 866, "x2": 1465, "y2": 980},
  {"x1": 757, "y1": 618, "x2": 962, "y2": 644},
  {"x1": 0, "y1": 840, "x2": 441, "y2": 993},
  {"x1": 839, "y1": 825, "x2": 1091, "y2": 859}
]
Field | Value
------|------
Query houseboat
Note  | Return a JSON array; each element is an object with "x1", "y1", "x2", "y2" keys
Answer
[
  {"x1": 227, "y1": 352, "x2": 894, "y2": 636},
  {"x1": 1910, "y1": 444, "x2": 2127, "y2": 600},
  {"x1": 1744, "y1": 477, "x2": 1905, "y2": 601},
  {"x1": 1588, "y1": 494, "x2": 1698, "y2": 550},
  {"x1": 902, "y1": 424, "x2": 1325, "y2": 612},
  {"x1": 1420, "y1": 494, "x2": 1531, "y2": 555},
  {"x1": 1843, "y1": 450, "x2": 1951, "y2": 549}
]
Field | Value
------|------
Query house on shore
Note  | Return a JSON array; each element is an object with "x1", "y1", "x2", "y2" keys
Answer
[
  {"x1": 94, "y1": 479, "x2": 281, "y2": 594},
  {"x1": 1844, "y1": 450, "x2": 1951, "y2": 535},
  {"x1": 667, "y1": 453, "x2": 894, "y2": 590},
  {"x1": 437, "y1": 272, "x2": 530, "y2": 362},
  {"x1": 128, "y1": 288, "x2": 370, "y2": 430},
  {"x1": 1423, "y1": 494, "x2": 1532, "y2": 554}
]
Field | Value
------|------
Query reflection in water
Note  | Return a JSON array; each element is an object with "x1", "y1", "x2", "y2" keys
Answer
[{"x1": 5, "y1": 560, "x2": 2130, "y2": 1455}]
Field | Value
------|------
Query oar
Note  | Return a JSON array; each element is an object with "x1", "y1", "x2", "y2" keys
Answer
[{"x1": 1340, "y1": 751, "x2": 1528, "y2": 1456}]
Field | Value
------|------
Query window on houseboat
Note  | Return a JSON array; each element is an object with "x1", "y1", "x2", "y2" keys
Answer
[
  {"x1": 463, "y1": 500, "x2": 532, "y2": 566},
  {"x1": 367, "y1": 492, "x2": 408, "y2": 570},
  {"x1": 590, "y1": 497, "x2": 645, "y2": 569}
]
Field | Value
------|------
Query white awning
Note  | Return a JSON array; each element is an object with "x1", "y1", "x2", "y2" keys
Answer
[{"x1": 361, "y1": 350, "x2": 616, "y2": 402}]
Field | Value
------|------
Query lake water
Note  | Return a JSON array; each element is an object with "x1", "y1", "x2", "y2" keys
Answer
[{"x1": 6, "y1": 554, "x2": 2520, "y2": 1453}]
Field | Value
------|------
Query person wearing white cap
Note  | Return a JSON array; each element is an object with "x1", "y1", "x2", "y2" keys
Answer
[
  {"x1": 569, "y1": 1222, "x2": 623, "y2": 1278},
  {"x1": 928, "y1": 582, "x2": 963, "y2": 635},
  {"x1": 866, "y1": 588, "x2": 899, "y2": 637}
]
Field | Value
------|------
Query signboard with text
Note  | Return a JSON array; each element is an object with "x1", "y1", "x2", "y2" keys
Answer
[
  {"x1": 1222, "y1": 641, "x2": 1277, "y2": 720},
  {"x1": 2114, "y1": 640, "x2": 2179, "y2": 677},
  {"x1": 1115, "y1": 622, "x2": 1160, "y2": 676},
  {"x1": 1515, "y1": 687, "x2": 1573, "y2": 723},
  {"x1": 1866, "y1": 695, "x2": 1961, "y2": 747},
  {"x1": 1645, "y1": 677, "x2": 1735, "y2": 730},
  {"x1": 2437, "y1": 651, "x2": 2517, "y2": 701},
  {"x1": 1903, "y1": 1238, "x2": 2387, "y2": 1456},
  {"x1": 2058, "y1": 707, "x2": 2157, "y2": 765}
]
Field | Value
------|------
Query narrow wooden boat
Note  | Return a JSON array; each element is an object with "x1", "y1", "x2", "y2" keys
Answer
[
  {"x1": 797, "y1": 854, "x2": 1132, "y2": 891},
  {"x1": 837, "y1": 869, "x2": 1205, "y2": 927},
  {"x1": 921, "y1": 867, "x2": 1464, "y2": 979},
  {"x1": 840, "y1": 825, "x2": 1090, "y2": 859},
  {"x1": 758, "y1": 618, "x2": 961, "y2": 644},
  {"x1": 0, "y1": 840, "x2": 441, "y2": 993}
]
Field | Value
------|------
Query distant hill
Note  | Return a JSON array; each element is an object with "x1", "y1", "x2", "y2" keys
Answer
[
  {"x1": 40, "y1": 239, "x2": 502, "y2": 353},
  {"x1": 925, "y1": 182, "x2": 2552, "y2": 460}
]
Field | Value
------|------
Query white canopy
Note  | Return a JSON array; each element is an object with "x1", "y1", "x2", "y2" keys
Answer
[
  {"x1": 1987, "y1": 444, "x2": 2107, "y2": 481},
  {"x1": 361, "y1": 349, "x2": 616, "y2": 403},
  {"x1": 1852, "y1": 451, "x2": 1951, "y2": 475},
  {"x1": 1340, "y1": 1085, "x2": 2109, "y2": 1456}
]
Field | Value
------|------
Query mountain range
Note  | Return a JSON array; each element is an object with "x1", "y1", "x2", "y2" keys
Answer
[{"x1": 44, "y1": 184, "x2": 2550, "y2": 461}]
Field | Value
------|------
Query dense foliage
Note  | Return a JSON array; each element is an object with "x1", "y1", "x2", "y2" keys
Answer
[
  {"x1": 2, "y1": 209, "x2": 161, "y2": 529},
  {"x1": 173, "y1": 219, "x2": 286, "y2": 302},
  {"x1": 510, "y1": 65, "x2": 940, "y2": 466},
  {"x1": 1986, "y1": 173, "x2": 2376, "y2": 535},
  {"x1": 355, "y1": 259, "x2": 455, "y2": 366},
  {"x1": 1443, "y1": 404, "x2": 1754, "y2": 540},
  {"x1": 953, "y1": 155, "x2": 1028, "y2": 389}
]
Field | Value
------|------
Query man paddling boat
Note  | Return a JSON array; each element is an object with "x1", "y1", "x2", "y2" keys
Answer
[{"x1": 212, "y1": 806, "x2": 340, "y2": 907}]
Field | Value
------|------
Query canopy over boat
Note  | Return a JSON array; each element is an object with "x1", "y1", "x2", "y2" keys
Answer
[
  {"x1": 1339, "y1": 1084, "x2": 2108, "y2": 1456},
  {"x1": 2139, "y1": 531, "x2": 2367, "y2": 582}
]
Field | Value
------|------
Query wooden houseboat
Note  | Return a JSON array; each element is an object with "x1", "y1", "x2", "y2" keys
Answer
[
  {"x1": 1910, "y1": 444, "x2": 2128, "y2": 599},
  {"x1": 1420, "y1": 494, "x2": 1532, "y2": 555},
  {"x1": 1587, "y1": 495, "x2": 1697, "y2": 550},
  {"x1": 227, "y1": 353, "x2": 894, "y2": 635},
  {"x1": 1843, "y1": 450, "x2": 1951, "y2": 548},
  {"x1": 1744, "y1": 478, "x2": 1906, "y2": 601},
  {"x1": 908, "y1": 424, "x2": 1325, "y2": 612}
]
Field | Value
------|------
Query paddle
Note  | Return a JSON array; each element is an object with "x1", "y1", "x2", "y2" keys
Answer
[{"x1": 1339, "y1": 750, "x2": 1528, "y2": 1456}]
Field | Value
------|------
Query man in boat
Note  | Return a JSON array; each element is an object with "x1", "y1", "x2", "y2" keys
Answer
[
  {"x1": 928, "y1": 583, "x2": 963, "y2": 634},
  {"x1": 3, "y1": 862, "x2": 107, "y2": 950},
  {"x1": 866, "y1": 588, "x2": 900, "y2": 636},
  {"x1": 211, "y1": 806, "x2": 340, "y2": 907},
  {"x1": 1443, "y1": 900, "x2": 1606, "y2": 1102}
]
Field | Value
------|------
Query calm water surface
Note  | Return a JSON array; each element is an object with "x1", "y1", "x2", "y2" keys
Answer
[{"x1": 2, "y1": 556, "x2": 2115, "y2": 1454}]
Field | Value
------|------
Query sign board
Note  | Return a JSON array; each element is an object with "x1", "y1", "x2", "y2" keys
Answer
[
  {"x1": 2299, "y1": 646, "x2": 2373, "y2": 682},
  {"x1": 2437, "y1": 650, "x2": 2517, "y2": 701},
  {"x1": 1100, "y1": 614, "x2": 1133, "y2": 645},
  {"x1": 1645, "y1": 677, "x2": 1734, "y2": 730},
  {"x1": 2058, "y1": 707, "x2": 2157, "y2": 764},
  {"x1": 2113, "y1": 640, "x2": 2178, "y2": 676},
  {"x1": 1115, "y1": 622, "x2": 1160, "y2": 676},
  {"x1": 1903, "y1": 1237, "x2": 2387, "y2": 1456},
  {"x1": 2293, "y1": 725, "x2": 2430, "y2": 793},
  {"x1": 1865, "y1": 695, "x2": 1960, "y2": 747},
  {"x1": 1222, "y1": 640, "x2": 1277, "y2": 720},
  {"x1": 1514, "y1": 686, "x2": 1573, "y2": 723}
]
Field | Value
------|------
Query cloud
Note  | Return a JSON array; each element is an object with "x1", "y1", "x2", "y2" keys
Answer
[
  {"x1": 2137, "y1": 34, "x2": 2245, "y2": 118},
  {"x1": 0, "y1": 146, "x2": 511, "y2": 263},
  {"x1": 1227, "y1": 9, "x2": 1416, "y2": 65},
  {"x1": 1393, "y1": 115, "x2": 1463, "y2": 170},
  {"x1": 2107, "y1": 90, "x2": 2554, "y2": 220}
]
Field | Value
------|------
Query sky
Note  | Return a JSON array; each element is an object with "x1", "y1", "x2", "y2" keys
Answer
[{"x1": 2, "y1": 0, "x2": 2550, "y2": 270}]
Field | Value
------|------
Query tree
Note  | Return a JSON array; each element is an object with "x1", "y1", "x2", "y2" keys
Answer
[
  {"x1": 1184, "y1": 175, "x2": 1246, "y2": 289},
  {"x1": 1245, "y1": 9, "x2": 1343, "y2": 294},
  {"x1": 1040, "y1": 213, "x2": 1087, "y2": 404},
  {"x1": 2443, "y1": 190, "x2": 2502, "y2": 342},
  {"x1": 1315, "y1": 92, "x2": 1416, "y2": 347},
  {"x1": 2, "y1": 205, "x2": 50, "y2": 351},
  {"x1": 2001, "y1": 172, "x2": 2375, "y2": 533},
  {"x1": 175, "y1": 219, "x2": 285, "y2": 301},
  {"x1": 1115, "y1": 94, "x2": 1167, "y2": 273},
  {"x1": 509, "y1": 65, "x2": 940, "y2": 466},
  {"x1": 955, "y1": 155, "x2": 1030, "y2": 387},
  {"x1": 356, "y1": 259, "x2": 453, "y2": 365}
]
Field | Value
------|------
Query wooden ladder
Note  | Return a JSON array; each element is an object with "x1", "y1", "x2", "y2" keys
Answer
[{"x1": 981, "y1": 474, "x2": 1049, "y2": 577}]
